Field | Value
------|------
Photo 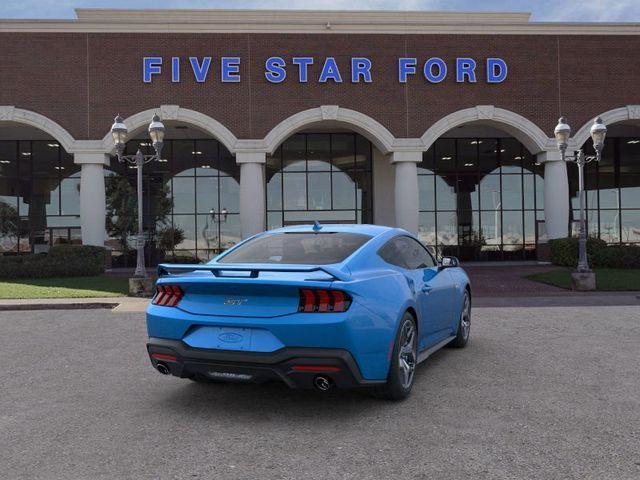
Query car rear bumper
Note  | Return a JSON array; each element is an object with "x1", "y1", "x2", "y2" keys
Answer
[{"x1": 147, "y1": 337, "x2": 385, "y2": 390}]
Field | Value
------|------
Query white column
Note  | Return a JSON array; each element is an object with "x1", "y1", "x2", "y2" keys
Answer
[
  {"x1": 538, "y1": 151, "x2": 569, "y2": 239},
  {"x1": 391, "y1": 151, "x2": 421, "y2": 234},
  {"x1": 237, "y1": 151, "x2": 266, "y2": 239},
  {"x1": 75, "y1": 153, "x2": 109, "y2": 246}
]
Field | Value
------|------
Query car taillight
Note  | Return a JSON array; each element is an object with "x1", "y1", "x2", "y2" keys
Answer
[
  {"x1": 152, "y1": 285, "x2": 184, "y2": 307},
  {"x1": 298, "y1": 289, "x2": 352, "y2": 313}
]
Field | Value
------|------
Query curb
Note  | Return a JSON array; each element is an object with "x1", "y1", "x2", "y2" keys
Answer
[{"x1": 0, "y1": 302, "x2": 120, "y2": 311}]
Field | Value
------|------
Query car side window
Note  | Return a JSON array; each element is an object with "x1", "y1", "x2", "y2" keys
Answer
[
  {"x1": 378, "y1": 238, "x2": 409, "y2": 269},
  {"x1": 396, "y1": 236, "x2": 437, "y2": 269},
  {"x1": 378, "y1": 236, "x2": 436, "y2": 270}
]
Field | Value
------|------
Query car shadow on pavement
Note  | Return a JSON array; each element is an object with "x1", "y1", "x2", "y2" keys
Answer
[{"x1": 150, "y1": 347, "x2": 455, "y2": 421}]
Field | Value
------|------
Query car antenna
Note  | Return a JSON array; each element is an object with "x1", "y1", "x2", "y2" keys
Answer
[{"x1": 312, "y1": 220, "x2": 322, "y2": 232}]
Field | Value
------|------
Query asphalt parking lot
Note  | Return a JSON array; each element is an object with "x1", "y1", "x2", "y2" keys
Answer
[{"x1": 1, "y1": 305, "x2": 639, "y2": 480}]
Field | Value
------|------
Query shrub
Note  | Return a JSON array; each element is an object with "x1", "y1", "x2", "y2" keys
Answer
[
  {"x1": 550, "y1": 237, "x2": 640, "y2": 269},
  {"x1": 593, "y1": 245, "x2": 640, "y2": 268},
  {"x1": 0, "y1": 245, "x2": 106, "y2": 279},
  {"x1": 549, "y1": 237, "x2": 607, "y2": 267},
  {"x1": 157, "y1": 226, "x2": 185, "y2": 252}
]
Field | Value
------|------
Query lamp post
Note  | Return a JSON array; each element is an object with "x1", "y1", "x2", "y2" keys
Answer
[
  {"x1": 553, "y1": 116, "x2": 607, "y2": 276},
  {"x1": 110, "y1": 114, "x2": 165, "y2": 278}
]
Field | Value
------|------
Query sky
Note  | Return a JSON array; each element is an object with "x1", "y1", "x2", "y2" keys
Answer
[{"x1": 1, "y1": 0, "x2": 640, "y2": 22}]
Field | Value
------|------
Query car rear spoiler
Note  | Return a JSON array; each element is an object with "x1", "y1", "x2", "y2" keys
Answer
[{"x1": 157, "y1": 263, "x2": 351, "y2": 282}]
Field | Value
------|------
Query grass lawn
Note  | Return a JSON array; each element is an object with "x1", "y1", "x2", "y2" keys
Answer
[
  {"x1": 526, "y1": 268, "x2": 640, "y2": 291},
  {"x1": 0, "y1": 276, "x2": 130, "y2": 299}
]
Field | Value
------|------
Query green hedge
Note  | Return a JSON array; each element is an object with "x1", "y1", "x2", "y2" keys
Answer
[
  {"x1": 0, "y1": 245, "x2": 106, "y2": 279},
  {"x1": 593, "y1": 245, "x2": 640, "y2": 268},
  {"x1": 550, "y1": 237, "x2": 640, "y2": 268}
]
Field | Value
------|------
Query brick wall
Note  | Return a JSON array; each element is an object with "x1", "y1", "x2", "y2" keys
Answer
[{"x1": 1, "y1": 32, "x2": 639, "y2": 142}]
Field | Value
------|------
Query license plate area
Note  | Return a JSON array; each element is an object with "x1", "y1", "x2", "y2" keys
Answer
[{"x1": 182, "y1": 325, "x2": 284, "y2": 352}]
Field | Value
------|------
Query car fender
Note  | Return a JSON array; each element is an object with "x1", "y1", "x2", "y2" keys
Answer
[
  {"x1": 335, "y1": 268, "x2": 419, "y2": 375},
  {"x1": 447, "y1": 268, "x2": 471, "y2": 327}
]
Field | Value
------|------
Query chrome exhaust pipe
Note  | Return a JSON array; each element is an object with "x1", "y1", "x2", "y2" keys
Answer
[
  {"x1": 156, "y1": 362, "x2": 170, "y2": 375},
  {"x1": 313, "y1": 375, "x2": 333, "y2": 391}
]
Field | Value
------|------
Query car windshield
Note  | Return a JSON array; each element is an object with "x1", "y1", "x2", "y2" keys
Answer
[{"x1": 218, "y1": 232, "x2": 372, "y2": 265}]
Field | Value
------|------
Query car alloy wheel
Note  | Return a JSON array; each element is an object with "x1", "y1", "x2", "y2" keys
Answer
[
  {"x1": 460, "y1": 293, "x2": 471, "y2": 341},
  {"x1": 398, "y1": 319, "x2": 417, "y2": 389}
]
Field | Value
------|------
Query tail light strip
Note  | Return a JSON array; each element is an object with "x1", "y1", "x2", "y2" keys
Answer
[
  {"x1": 299, "y1": 289, "x2": 351, "y2": 313},
  {"x1": 152, "y1": 285, "x2": 184, "y2": 307}
]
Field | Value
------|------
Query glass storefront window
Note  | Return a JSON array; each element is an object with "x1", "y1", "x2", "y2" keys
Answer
[
  {"x1": 266, "y1": 133, "x2": 372, "y2": 227},
  {"x1": 568, "y1": 136, "x2": 640, "y2": 245},
  {"x1": 0, "y1": 140, "x2": 79, "y2": 254},
  {"x1": 105, "y1": 138, "x2": 239, "y2": 265},
  {"x1": 419, "y1": 136, "x2": 545, "y2": 260}
]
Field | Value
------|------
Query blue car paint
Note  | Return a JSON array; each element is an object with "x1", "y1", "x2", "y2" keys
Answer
[{"x1": 146, "y1": 224, "x2": 470, "y2": 381}]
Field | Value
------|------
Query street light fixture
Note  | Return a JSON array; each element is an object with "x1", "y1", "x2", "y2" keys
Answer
[
  {"x1": 110, "y1": 113, "x2": 165, "y2": 278},
  {"x1": 553, "y1": 116, "x2": 607, "y2": 276}
]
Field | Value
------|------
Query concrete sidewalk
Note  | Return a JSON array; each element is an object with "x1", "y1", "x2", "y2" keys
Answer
[{"x1": 0, "y1": 296, "x2": 149, "y2": 312}]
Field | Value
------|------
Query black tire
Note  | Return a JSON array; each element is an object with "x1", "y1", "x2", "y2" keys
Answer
[
  {"x1": 371, "y1": 312, "x2": 418, "y2": 401},
  {"x1": 449, "y1": 289, "x2": 471, "y2": 349}
]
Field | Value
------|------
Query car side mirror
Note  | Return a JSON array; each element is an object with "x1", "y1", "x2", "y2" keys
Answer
[{"x1": 440, "y1": 256, "x2": 459, "y2": 269}]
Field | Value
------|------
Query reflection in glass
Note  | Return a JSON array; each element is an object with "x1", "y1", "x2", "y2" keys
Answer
[
  {"x1": 267, "y1": 133, "x2": 372, "y2": 227},
  {"x1": 196, "y1": 177, "x2": 219, "y2": 214},
  {"x1": 107, "y1": 138, "x2": 239, "y2": 261},
  {"x1": 308, "y1": 172, "x2": 331, "y2": 210},
  {"x1": 599, "y1": 210, "x2": 620, "y2": 243},
  {"x1": 435, "y1": 176, "x2": 456, "y2": 210},
  {"x1": 419, "y1": 175, "x2": 435, "y2": 211},
  {"x1": 267, "y1": 173, "x2": 282, "y2": 210},
  {"x1": 501, "y1": 175, "x2": 523, "y2": 210},
  {"x1": 621, "y1": 211, "x2": 640, "y2": 243},
  {"x1": 436, "y1": 212, "x2": 457, "y2": 245},
  {"x1": 283, "y1": 173, "x2": 307, "y2": 210},
  {"x1": 332, "y1": 172, "x2": 356, "y2": 210},
  {"x1": 418, "y1": 136, "x2": 546, "y2": 260}
]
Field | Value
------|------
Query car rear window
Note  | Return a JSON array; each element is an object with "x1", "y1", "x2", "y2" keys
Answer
[{"x1": 218, "y1": 232, "x2": 371, "y2": 265}]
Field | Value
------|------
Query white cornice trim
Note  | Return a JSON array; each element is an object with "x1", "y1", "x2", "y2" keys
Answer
[
  {"x1": 75, "y1": 9, "x2": 533, "y2": 24},
  {"x1": 1, "y1": 9, "x2": 640, "y2": 35}
]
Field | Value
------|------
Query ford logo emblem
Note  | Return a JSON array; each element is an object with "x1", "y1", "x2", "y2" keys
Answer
[{"x1": 218, "y1": 332, "x2": 243, "y2": 343}]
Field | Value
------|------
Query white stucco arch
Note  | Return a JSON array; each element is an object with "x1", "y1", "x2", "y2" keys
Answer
[
  {"x1": 0, "y1": 106, "x2": 76, "y2": 153},
  {"x1": 263, "y1": 106, "x2": 397, "y2": 155},
  {"x1": 100, "y1": 105, "x2": 239, "y2": 154},
  {"x1": 420, "y1": 105, "x2": 553, "y2": 154},
  {"x1": 572, "y1": 105, "x2": 640, "y2": 148}
]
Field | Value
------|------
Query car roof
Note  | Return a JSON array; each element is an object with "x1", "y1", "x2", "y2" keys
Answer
[{"x1": 266, "y1": 223, "x2": 398, "y2": 237}]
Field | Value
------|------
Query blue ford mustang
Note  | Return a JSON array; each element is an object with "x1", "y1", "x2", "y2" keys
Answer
[{"x1": 146, "y1": 223, "x2": 471, "y2": 400}]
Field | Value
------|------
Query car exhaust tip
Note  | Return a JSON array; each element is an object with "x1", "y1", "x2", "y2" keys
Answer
[
  {"x1": 313, "y1": 375, "x2": 333, "y2": 391},
  {"x1": 156, "y1": 362, "x2": 170, "y2": 375}
]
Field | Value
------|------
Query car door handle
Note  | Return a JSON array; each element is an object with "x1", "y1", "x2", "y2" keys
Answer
[{"x1": 421, "y1": 285, "x2": 433, "y2": 294}]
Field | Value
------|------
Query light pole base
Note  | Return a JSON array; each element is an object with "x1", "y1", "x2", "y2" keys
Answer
[
  {"x1": 129, "y1": 277, "x2": 155, "y2": 297},
  {"x1": 571, "y1": 271, "x2": 596, "y2": 291}
]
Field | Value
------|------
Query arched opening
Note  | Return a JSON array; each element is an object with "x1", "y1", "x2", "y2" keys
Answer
[
  {"x1": 418, "y1": 123, "x2": 545, "y2": 261},
  {"x1": 0, "y1": 122, "x2": 80, "y2": 254},
  {"x1": 572, "y1": 120, "x2": 640, "y2": 245},
  {"x1": 265, "y1": 127, "x2": 374, "y2": 229},
  {"x1": 105, "y1": 121, "x2": 240, "y2": 267},
  {"x1": 262, "y1": 107, "x2": 395, "y2": 230}
]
